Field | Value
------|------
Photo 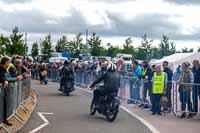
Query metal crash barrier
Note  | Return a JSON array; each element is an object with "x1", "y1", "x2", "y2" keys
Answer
[
  {"x1": 0, "y1": 79, "x2": 31, "y2": 128},
  {"x1": 173, "y1": 82, "x2": 200, "y2": 116}
]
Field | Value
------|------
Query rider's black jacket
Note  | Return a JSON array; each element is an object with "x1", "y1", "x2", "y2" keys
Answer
[
  {"x1": 60, "y1": 65, "x2": 73, "y2": 79},
  {"x1": 90, "y1": 71, "x2": 120, "y2": 93}
]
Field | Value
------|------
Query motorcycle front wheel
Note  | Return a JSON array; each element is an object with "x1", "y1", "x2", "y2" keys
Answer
[
  {"x1": 106, "y1": 101, "x2": 119, "y2": 122},
  {"x1": 106, "y1": 109, "x2": 118, "y2": 122}
]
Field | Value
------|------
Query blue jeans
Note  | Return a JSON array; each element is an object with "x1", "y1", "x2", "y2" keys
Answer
[
  {"x1": 179, "y1": 89, "x2": 193, "y2": 112},
  {"x1": 129, "y1": 79, "x2": 142, "y2": 102},
  {"x1": 152, "y1": 94, "x2": 162, "y2": 114}
]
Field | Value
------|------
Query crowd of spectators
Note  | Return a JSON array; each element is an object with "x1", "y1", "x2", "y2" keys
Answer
[{"x1": 28, "y1": 58, "x2": 200, "y2": 118}]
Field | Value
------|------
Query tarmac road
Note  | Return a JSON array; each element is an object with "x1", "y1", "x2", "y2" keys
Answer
[{"x1": 20, "y1": 80, "x2": 151, "y2": 133}]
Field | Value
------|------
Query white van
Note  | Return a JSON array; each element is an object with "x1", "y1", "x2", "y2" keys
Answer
[{"x1": 116, "y1": 53, "x2": 132, "y2": 64}]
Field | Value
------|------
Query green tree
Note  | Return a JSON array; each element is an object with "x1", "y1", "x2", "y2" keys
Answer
[
  {"x1": 106, "y1": 43, "x2": 121, "y2": 57},
  {"x1": 122, "y1": 37, "x2": 135, "y2": 55},
  {"x1": 55, "y1": 36, "x2": 68, "y2": 52},
  {"x1": 159, "y1": 35, "x2": 176, "y2": 58},
  {"x1": 31, "y1": 42, "x2": 39, "y2": 57},
  {"x1": 151, "y1": 47, "x2": 160, "y2": 59},
  {"x1": 40, "y1": 34, "x2": 52, "y2": 58},
  {"x1": 0, "y1": 34, "x2": 10, "y2": 55},
  {"x1": 135, "y1": 48, "x2": 146, "y2": 60},
  {"x1": 136, "y1": 34, "x2": 153, "y2": 60},
  {"x1": 66, "y1": 33, "x2": 86, "y2": 57},
  {"x1": 9, "y1": 27, "x2": 25, "y2": 55},
  {"x1": 198, "y1": 47, "x2": 200, "y2": 52},
  {"x1": 88, "y1": 33, "x2": 103, "y2": 56},
  {"x1": 75, "y1": 33, "x2": 85, "y2": 55},
  {"x1": 68, "y1": 40, "x2": 76, "y2": 57}
]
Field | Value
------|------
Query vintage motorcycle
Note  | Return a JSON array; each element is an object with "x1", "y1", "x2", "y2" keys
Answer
[
  {"x1": 58, "y1": 77, "x2": 75, "y2": 96},
  {"x1": 90, "y1": 85, "x2": 121, "y2": 122}
]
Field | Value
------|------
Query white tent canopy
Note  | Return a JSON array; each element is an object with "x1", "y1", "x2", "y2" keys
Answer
[
  {"x1": 151, "y1": 52, "x2": 200, "y2": 71},
  {"x1": 49, "y1": 57, "x2": 68, "y2": 63}
]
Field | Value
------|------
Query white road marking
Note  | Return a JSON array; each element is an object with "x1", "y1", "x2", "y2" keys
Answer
[
  {"x1": 78, "y1": 87, "x2": 160, "y2": 133},
  {"x1": 29, "y1": 112, "x2": 54, "y2": 133},
  {"x1": 120, "y1": 106, "x2": 159, "y2": 133}
]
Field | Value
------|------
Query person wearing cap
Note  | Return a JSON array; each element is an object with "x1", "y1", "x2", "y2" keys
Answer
[
  {"x1": 90, "y1": 62, "x2": 120, "y2": 106},
  {"x1": 179, "y1": 62, "x2": 194, "y2": 118},
  {"x1": 151, "y1": 65, "x2": 168, "y2": 115}
]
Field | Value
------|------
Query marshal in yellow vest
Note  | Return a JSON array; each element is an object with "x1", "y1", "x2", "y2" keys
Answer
[{"x1": 153, "y1": 72, "x2": 165, "y2": 94}]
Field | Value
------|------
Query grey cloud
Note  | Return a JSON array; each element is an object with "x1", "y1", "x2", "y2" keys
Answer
[
  {"x1": 0, "y1": 0, "x2": 32, "y2": 4},
  {"x1": 90, "y1": 12, "x2": 200, "y2": 40},
  {"x1": 90, "y1": 12, "x2": 189, "y2": 40},
  {"x1": 0, "y1": 7, "x2": 88, "y2": 34},
  {"x1": 0, "y1": 7, "x2": 199, "y2": 41},
  {"x1": 164, "y1": 0, "x2": 200, "y2": 5}
]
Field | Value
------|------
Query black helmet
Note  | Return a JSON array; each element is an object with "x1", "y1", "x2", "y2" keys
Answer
[{"x1": 64, "y1": 60, "x2": 69, "y2": 66}]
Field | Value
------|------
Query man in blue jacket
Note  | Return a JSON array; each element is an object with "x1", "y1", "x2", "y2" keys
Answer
[{"x1": 128, "y1": 61, "x2": 142, "y2": 104}]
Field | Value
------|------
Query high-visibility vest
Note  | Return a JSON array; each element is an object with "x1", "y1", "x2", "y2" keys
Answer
[
  {"x1": 142, "y1": 69, "x2": 147, "y2": 76},
  {"x1": 7, "y1": 63, "x2": 15, "y2": 72},
  {"x1": 153, "y1": 72, "x2": 165, "y2": 94},
  {"x1": 7, "y1": 63, "x2": 17, "y2": 77}
]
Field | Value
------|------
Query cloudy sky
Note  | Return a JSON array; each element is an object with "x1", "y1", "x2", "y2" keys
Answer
[{"x1": 0, "y1": 0, "x2": 200, "y2": 51}]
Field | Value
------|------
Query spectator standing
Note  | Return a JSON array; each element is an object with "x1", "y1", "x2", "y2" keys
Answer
[
  {"x1": 140, "y1": 61, "x2": 152, "y2": 108},
  {"x1": 151, "y1": 65, "x2": 168, "y2": 115},
  {"x1": 0, "y1": 57, "x2": 11, "y2": 126},
  {"x1": 163, "y1": 61, "x2": 173, "y2": 112},
  {"x1": 179, "y1": 62, "x2": 194, "y2": 118},
  {"x1": 39, "y1": 63, "x2": 48, "y2": 84},
  {"x1": 128, "y1": 61, "x2": 142, "y2": 104},
  {"x1": 0, "y1": 57, "x2": 22, "y2": 126},
  {"x1": 192, "y1": 60, "x2": 200, "y2": 115},
  {"x1": 116, "y1": 59, "x2": 126, "y2": 98}
]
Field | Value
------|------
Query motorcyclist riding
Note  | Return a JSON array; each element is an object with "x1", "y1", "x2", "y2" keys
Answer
[
  {"x1": 59, "y1": 60, "x2": 74, "y2": 92},
  {"x1": 90, "y1": 62, "x2": 120, "y2": 106}
]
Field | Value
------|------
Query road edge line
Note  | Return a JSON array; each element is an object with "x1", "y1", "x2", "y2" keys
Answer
[{"x1": 78, "y1": 87, "x2": 160, "y2": 133}]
